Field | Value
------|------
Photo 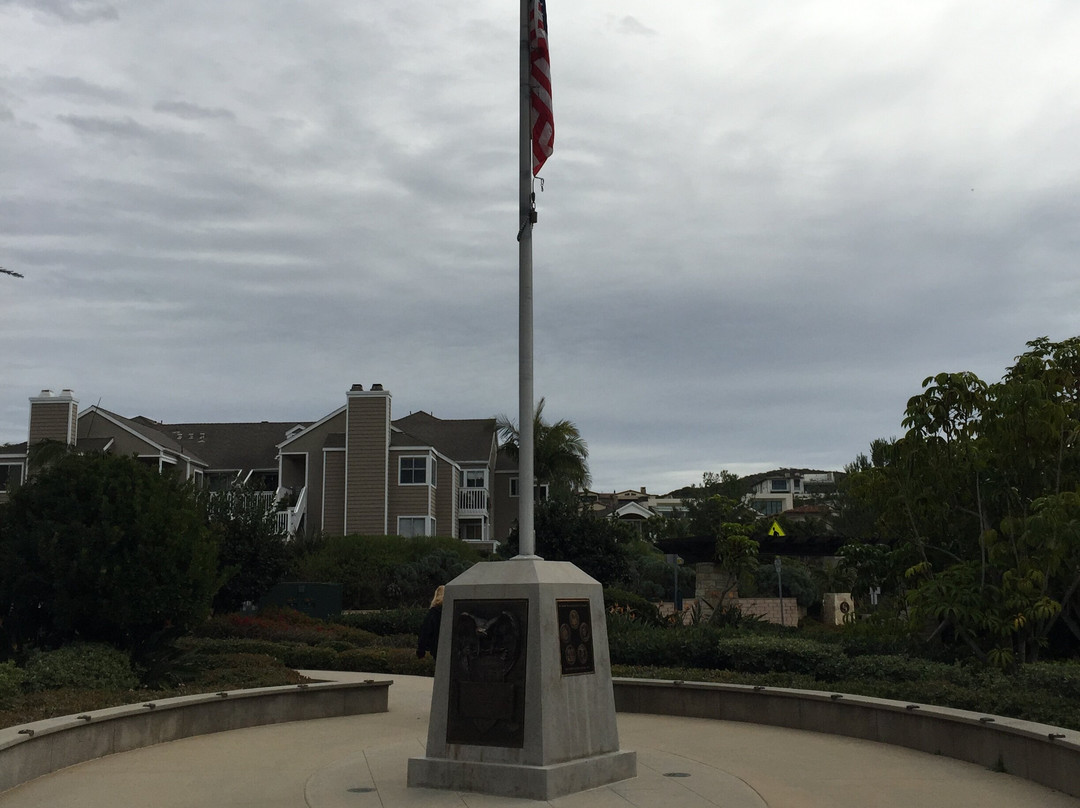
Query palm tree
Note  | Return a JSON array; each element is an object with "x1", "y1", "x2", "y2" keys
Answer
[{"x1": 497, "y1": 398, "x2": 590, "y2": 498}]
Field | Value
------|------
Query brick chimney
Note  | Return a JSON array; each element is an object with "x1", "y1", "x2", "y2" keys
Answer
[{"x1": 28, "y1": 389, "x2": 79, "y2": 447}]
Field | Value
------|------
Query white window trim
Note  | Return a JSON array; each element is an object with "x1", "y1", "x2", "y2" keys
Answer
[
  {"x1": 399, "y1": 455, "x2": 432, "y2": 486},
  {"x1": 509, "y1": 477, "x2": 549, "y2": 500},
  {"x1": 397, "y1": 515, "x2": 435, "y2": 537},
  {"x1": 461, "y1": 468, "x2": 488, "y2": 488}
]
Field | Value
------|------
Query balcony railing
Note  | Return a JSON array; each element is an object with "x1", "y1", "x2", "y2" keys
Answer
[
  {"x1": 276, "y1": 486, "x2": 307, "y2": 536},
  {"x1": 459, "y1": 488, "x2": 489, "y2": 513}
]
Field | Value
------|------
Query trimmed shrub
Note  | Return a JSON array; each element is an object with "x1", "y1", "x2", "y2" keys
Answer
[
  {"x1": 0, "y1": 661, "x2": 25, "y2": 708},
  {"x1": 336, "y1": 647, "x2": 434, "y2": 676},
  {"x1": 22, "y1": 643, "x2": 138, "y2": 692},
  {"x1": 604, "y1": 587, "x2": 663, "y2": 626},
  {"x1": 289, "y1": 535, "x2": 482, "y2": 608},
  {"x1": 279, "y1": 644, "x2": 339, "y2": 670},
  {"x1": 194, "y1": 610, "x2": 378, "y2": 647},
  {"x1": 1015, "y1": 661, "x2": 1080, "y2": 700},
  {"x1": 336, "y1": 608, "x2": 427, "y2": 636}
]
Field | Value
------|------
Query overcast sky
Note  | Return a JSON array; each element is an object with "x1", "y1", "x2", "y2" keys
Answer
[{"x1": 2, "y1": 0, "x2": 1078, "y2": 494}]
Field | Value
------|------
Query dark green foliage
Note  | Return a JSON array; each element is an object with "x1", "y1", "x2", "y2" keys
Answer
[
  {"x1": 752, "y1": 559, "x2": 821, "y2": 608},
  {"x1": 841, "y1": 337, "x2": 1080, "y2": 665},
  {"x1": 503, "y1": 498, "x2": 633, "y2": 585},
  {"x1": 386, "y1": 549, "x2": 473, "y2": 605},
  {"x1": 497, "y1": 398, "x2": 590, "y2": 498},
  {"x1": 193, "y1": 609, "x2": 378, "y2": 646},
  {"x1": 22, "y1": 643, "x2": 138, "y2": 692},
  {"x1": 604, "y1": 587, "x2": 664, "y2": 626},
  {"x1": 288, "y1": 535, "x2": 481, "y2": 608},
  {"x1": 334, "y1": 607, "x2": 427, "y2": 636},
  {"x1": 0, "y1": 453, "x2": 222, "y2": 660},
  {"x1": 201, "y1": 485, "x2": 289, "y2": 612},
  {"x1": 0, "y1": 662, "x2": 25, "y2": 708},
  {"x1": 607, "y1": 624, "x2": 834, "y2": 674},
  {"x1": 620, "y1": 541, "x2": 695, "y2": 601}
]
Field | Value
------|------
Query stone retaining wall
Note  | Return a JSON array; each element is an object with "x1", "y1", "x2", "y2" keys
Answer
[
  {"x1": 0, "y1": 679, "x2": 391, "y2": 794},
  {"x1": 613, "y1": 678, "x2": 1080, "y2": 799}
]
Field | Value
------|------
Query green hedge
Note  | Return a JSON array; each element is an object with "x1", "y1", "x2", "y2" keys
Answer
[
  {"x1": 335, "y1": 608, "x2": 427, "y2": 636},
  {"x1": 195, "y1": 611, "x2": 379, "y2": 647},
  {"x1": 0, "y1": 662, "x2": 24, "y2": 708},
  {"x1": 22, "y1": 643, "x2": 139, "y2": 693}
]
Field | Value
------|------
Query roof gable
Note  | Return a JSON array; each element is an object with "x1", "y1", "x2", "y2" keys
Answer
[{"x1": 391, "y1": 411, "x2": 496, "y2": 462}]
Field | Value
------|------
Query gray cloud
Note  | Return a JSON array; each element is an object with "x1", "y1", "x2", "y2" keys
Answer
[
  {"x1": 57, "y1": 114, "x2": 150, "y2": 139},
  {"x1": 1, "y1": 0, "x2": 118, "y2": 23},
  {"x1": 3, "y1": 2, "x2": 1080, "y2": 493},
  {"x1": 613, "y1": 16, "x2": 657, "y2": 37},
  {"x1": 153, "y1": 100, "x2": 236, "y2": 122},
  {"x1": 36, "y1": 75, "x2": 127, "y2": 103}
]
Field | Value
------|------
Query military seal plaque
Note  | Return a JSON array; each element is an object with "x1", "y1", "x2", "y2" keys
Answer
[
  {"x1": 556, "y1": 598, "x2": 595, "y2": 675},
  {"x1": 445, "y1": 598, "x2": 528, "y2": 747}
]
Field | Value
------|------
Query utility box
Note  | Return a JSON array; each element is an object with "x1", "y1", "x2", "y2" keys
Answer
[{"x1": 259, "y1": 582, "x2": 342, "y2": 619}]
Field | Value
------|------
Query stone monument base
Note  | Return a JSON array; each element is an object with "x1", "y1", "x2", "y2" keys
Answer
[
  {"x1": 408, "y1": 749, "x2": 637, "y2": 801},
  {"x1": 407, "y1": 558, "x2": 636, "y2": 800}
]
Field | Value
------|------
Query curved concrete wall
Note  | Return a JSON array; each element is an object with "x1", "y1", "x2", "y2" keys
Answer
[
  {"x1": 613, "y1": 678, "x2": 1080, "y2": 798},
  {"x1": 0, "y1": 680, "x2": 390, "y2": 794}
]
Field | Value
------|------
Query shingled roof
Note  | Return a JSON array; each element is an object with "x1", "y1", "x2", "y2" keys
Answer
[
  {"x1": 391, "y1": 411, "x2": 496, "y2": 462},
  {"x1": 149, "y1": 420, "x2": 309, "y2": 471}
]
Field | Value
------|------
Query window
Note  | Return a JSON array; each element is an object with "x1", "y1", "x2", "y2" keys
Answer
[
  {"x1": 459, "y1": 518, "x2": 485, "y2": 541},
  {"x1": 770, "y1": 479, "x2": 789, "y2": 492},
  {"x1": 399, "y1": 456, "x2": 429, "y2": 485},
  {"x1": 0, "y1": 464, "x2": 22, "y2": 492},
  {"x1": 461, "y1": 469, "x2": 487, "y2": 488},
  {"x1": 398, "y1": 516, "x2": 433, "y2": 537},
  {"x1": 509, "y1": 477, "x2": 549, "y2": 500},
  {"x1": 751, "y1": 499, "x2": 784, "y2": 516}
]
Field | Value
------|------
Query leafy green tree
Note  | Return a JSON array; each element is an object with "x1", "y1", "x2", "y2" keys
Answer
[
  {"x1": 201, "y1": 485, "x2": 289, "y2": 612},
  {"x1": 502, "y1": 498, "x2": 632, "y2": 585},
  {"x1": 497, "y1": 398, "x2": 590, "y2": 499},
  {"x1": 289, "y1": 534, "x2": 481, "y2": 609},
  {"x1": 842, "y1": 337, "x2": 1080, "y2": 665},
  {"x1": 648, "y1": 472, "x2": 748, "y2": 541},
  {"x1": 0, "y1": 453, "x2": 222, "y2": 660}
]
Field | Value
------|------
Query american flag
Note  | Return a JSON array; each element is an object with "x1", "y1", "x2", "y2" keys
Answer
[{"x1": 529, "y1": 0, "x2": 553, "y2": 176}]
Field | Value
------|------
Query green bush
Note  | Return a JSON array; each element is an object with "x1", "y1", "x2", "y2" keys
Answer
[
  {"x1": 194, "y1": 611, "x2": 378, "y2": 646},
  {"x1": 336, "y1": 647, "x2": 433, "y2": 676},
  {"x1": 335, "y1": 608, "x2": 427, "y2": 636},
  {"x1": 0, "y1": 661, "x2": 25, "y2": 708},
  {"x1": 178, "y1": 636, "x2": 290, "y2": 658},
  {"x1": 1015, "y1": 661, "x2": 1080, "y2": 700},
  {"x1": 289, "y1": 535, "x2": 482, "y2": 608},
  {"x1": 0, "y1": 453, "x2": 222, "y2": 660},
  {"x1": 278, "y1": 644, "x2": 340, "y2": 670},
  {"x1": 22, "y1": 643, "x2": 139, "y2": 692},
  {"x1": 712, "y1": 635, "x2": 837, "y2": 675},
  {"x1": 604, "y1": 587, "x2": 663, "y2": 626}
]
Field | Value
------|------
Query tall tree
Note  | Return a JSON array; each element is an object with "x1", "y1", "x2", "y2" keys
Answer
[
  {"x1": 497, "y1": 398, "x2": 590, "y2": 498},
  {"x1": 0, "y1": 453, "x2": 222, "y2": 661},
  {"x1": 842, "y1": 336, "x2": 1080, "y2": 665},
  {"x1": 200, "y1": 484, "x2": 289, "y2": 613}
]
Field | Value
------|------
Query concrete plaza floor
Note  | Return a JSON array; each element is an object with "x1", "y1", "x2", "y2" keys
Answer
[{"x1": 1, "y1": 671, "x2": 1077, "y2": 808}]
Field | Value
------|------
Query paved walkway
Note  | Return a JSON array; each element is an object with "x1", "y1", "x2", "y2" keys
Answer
[{"x1": 1, "y1": 671, "x2": 1078, "y2": 808}]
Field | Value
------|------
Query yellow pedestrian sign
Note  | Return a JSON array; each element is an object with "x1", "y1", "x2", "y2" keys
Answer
[{"x1": 768, "y1": 521, "x2": 786, "y2": 537}]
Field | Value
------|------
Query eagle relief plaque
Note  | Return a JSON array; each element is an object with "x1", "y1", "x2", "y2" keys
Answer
[
  {"x1": 445, "y1": 598, "x2": 528, "y2": 747},
  {"x1": 557, "y1": 598, "x2": 595, "y2": 676}
]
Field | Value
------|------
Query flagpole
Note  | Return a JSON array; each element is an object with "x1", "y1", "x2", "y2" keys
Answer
[{"x1": 517, "y1": 0, "x2": 537, "y2": 558}]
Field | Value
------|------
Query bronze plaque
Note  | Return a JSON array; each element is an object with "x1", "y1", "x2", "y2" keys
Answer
[
  {"x1": 557, "y1": 598, "x2": 595, "y2": 675},
  {"x1": 445, "y1": 598, "x2": 528, "y2": 747}
]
